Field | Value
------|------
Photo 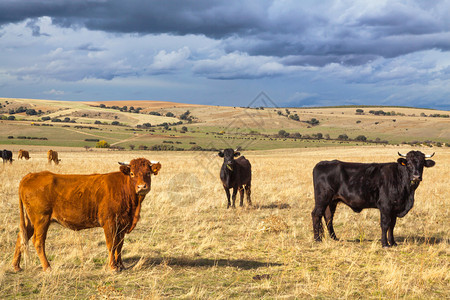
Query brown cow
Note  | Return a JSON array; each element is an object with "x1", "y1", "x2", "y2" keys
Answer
[
  {"x1": 18, "y1": 149, "x2": 30, "y2": 160},
  {"x1": 12, "y1": 158, "x2": 161, "y2": 272},
  {"x1": 47, "y1": 149, "x2": 60, "y2": 164}
]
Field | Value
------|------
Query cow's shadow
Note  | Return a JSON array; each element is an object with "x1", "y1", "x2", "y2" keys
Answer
[
  {"x1": 394, "y1": 236, "x2": 447, "y2": 245},
  {"x1": 253, "y1": 203, "x2": 291, "y2": 209},
  {"x1": 123, "y1": 256, "x2": 282, "y2": 270},
  {"x1": 346, "y1": 236, "x2": 447, "y2": 245}
]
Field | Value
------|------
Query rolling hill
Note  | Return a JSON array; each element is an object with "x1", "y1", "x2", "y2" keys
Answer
[{"x1": 0, "y1": 97, "x2": 449, "y2": 151}]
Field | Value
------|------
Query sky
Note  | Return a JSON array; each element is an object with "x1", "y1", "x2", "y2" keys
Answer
[{"x1": 0, "y1": 0, "x2": 449, "y2": 110}]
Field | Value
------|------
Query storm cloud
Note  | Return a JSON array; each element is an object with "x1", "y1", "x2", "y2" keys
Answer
[{"x1": 0, "y1": 0, "x2": 449, "y2": 108}]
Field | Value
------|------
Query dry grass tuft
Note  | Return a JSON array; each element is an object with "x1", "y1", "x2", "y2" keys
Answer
[{"x1": 257, "y1": 215, "x2": 289, "y2": 233}]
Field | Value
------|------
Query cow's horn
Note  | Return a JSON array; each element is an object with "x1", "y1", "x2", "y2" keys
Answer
[
  {"x1": 398, "y1": 152, "x2": 406, "y2": 157},
  {"x1": 150, "y1": 160, "x2": 159, "y2": 164},
  {"x1": 425, "y1": 152, "x2": 435, "y2": 158},
  {"x1": 118, "y1": 161, "x2": 129, "y2": 165}
]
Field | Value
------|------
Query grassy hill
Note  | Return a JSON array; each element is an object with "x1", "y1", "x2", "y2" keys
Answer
[{"x1": 0, "y1": 97, "x2": 449, "y2": 151}]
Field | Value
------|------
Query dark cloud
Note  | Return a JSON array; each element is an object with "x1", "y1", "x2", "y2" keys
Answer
[
  {"x1": 26, "y1": 19, "x2": 50, "y2": 37},
  {"x1": 1, "y1": 0, "x2": 448, "y2": 65},
  {"x1": 77, "y1": 43, "x2": 105, "y2": 52}
]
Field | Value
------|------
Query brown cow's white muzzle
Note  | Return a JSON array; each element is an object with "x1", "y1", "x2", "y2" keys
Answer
[{"x1": 136, "y1": 183, "x2": 150, "y2": 194}]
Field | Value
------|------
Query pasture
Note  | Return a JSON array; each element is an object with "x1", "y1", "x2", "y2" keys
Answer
[{"x1": 0, "y1": 147, "x2": 448, "y2": 299}]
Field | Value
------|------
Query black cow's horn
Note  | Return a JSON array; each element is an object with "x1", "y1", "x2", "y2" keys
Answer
[
  {"x1": 118, "y1": 161, "x2": 129, "y2": 165},
  {"x1": 425, "y1": 152, "x2": 435, "y2": 158},
  {"x1": 398, "y1": 152, "x2": 406, "y2": 157}
]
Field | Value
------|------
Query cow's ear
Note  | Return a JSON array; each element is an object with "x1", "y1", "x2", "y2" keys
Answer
[
  {"x1": 397, "y1": 158, "x2": 407, "y2": 166},
  {"x1": 218, "y1": 151, "x2": 224, "y2": 157},
  {"x1": 119, "y1": 163, "x2": 130, "y2": 175},
  {"x1": 150, "y1": 162, "x2": 161, "y2": 175},
  {"x1": 425, "y1": 159, "x2": 435, "y2": 168},
  {"x1": 234, "y1": 152, "x2": 240, "y2": 157}
]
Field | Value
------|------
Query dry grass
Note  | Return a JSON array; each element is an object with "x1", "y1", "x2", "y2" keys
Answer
[{"x1": 0, "y1": 146, "x2": 448, "y2": 299}]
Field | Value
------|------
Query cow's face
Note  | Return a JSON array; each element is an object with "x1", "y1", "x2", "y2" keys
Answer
[
  {"x1": 398, "y1": 151, "x2": 435, "y2": 183},
  {"x1": 119, "y1": 158, "x2": 161, "y2": 194},
  {"x1": 218, "y1": 148, "x2": 240, "y2": 171}
]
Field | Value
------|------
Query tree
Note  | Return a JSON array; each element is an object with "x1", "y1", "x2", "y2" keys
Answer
[
  {"x1": 96, "y1": 140, "x2": 110, "y2": 148},
  {"x1": 181, "y1": 126, "x2": 188, "y2": 132},
  {"x1": 278, "y1": 129, "x2": 289, "y2": 137},
  {"x1": 292, "y1": 132, "x2": 302, "y2": 139},
  {"x1": 111, "y1": 121, "x2": 120, "y2": 126},
  {"x1": 26, "y1": 109, "x2": 37, "y2": 115},
  {"x1": 166, "y1": 112, "x2": 175, "y2": 117},
  {"x1": 129, "y1": 144, "x2": 135, "y2": 150},
  {"x1": 338, "y1": 134, "x2": 349, "y2": 140},
  {"x1": 355, "y1": 109, "x2": 364, "y2": 114},
  {"x1": 355, "y1": 135, "x2": 367, "y2": 142}
]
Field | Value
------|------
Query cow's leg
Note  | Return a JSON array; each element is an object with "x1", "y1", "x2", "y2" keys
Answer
[
  {"x1": 312, "y1": 205, "x2": 327, "y2": 242},
  {"x1": 380, "y1": 211, "x2": 391, "y2": 248},
  {"x1": 388, "y1": 215, "x2": 397, "y2": 247},
  {"x1": 103, "y1": 224, "x2": 119, "y2": 271},
  {"x1": 239, "y1": 186, "x2": 244, "y2": 207},
  {"x1": 224, "y1": 187, "x2": 231, "y2": 209},
  {"x1": 32, "y1": 218, "x2": 51, "y2": 271},
  {"x1": 114, "y1": 231, "x2": 126, "y2": 271},
  {"x1": 324, "y1": 202, "x2": 338, "y2": 240},
  {"x1": 245, "y1": 184, "x2": 252, "y2": 206},
  {"x1": 312, "y1": 187, "x2": 332, "y2": 242},
  {"x1": 12, "y1": 219, "x2": 34, "y2": 272},
  {"x1": 231, "y1": 188, "x2": 238, "y2": 208}
]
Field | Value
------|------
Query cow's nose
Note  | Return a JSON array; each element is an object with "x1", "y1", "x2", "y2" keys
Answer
[
  {"x1": 412, "y1": 175, "x2": 422, "y2": 181},
  {"x1": 137, "y1": 183, "x2": 148, "y2": 191}
]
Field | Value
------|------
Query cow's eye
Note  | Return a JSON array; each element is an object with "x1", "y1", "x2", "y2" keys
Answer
[{"x1": 130, "y1": 172, "x2": 135, "y2": 177}]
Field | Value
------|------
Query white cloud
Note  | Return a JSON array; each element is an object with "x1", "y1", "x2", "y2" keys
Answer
[
  {"x1": 151, "y1": 46, "x2": 191, "y2": 71},
  {"x1": 44, "y1": 89, "x2": 64, "y2": 95}
]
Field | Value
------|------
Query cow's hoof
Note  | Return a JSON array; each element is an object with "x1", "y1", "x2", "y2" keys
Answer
[
  {"x1": 382, "y1": 244, "x2": 390, "y2": 248},
  {"x1": 390, "y1": 242, "x2": 398, "y2": 247},
  {"x1": 13, "y1": 266, "x2": 22, "y2": 272}
]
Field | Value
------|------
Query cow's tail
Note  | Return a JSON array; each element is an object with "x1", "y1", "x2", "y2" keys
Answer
[{"x1": 18, "y1": 193, "x2": 30, "y2": 264}]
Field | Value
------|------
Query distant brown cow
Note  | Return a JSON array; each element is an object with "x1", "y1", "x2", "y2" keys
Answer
[
  {"x1": 12, "y1": 158, "x2": 161, "y2": 272},
  {"x1": 47, "y1": 149, "x2": 60, "y2": 164},
  {"x1": 18, "y1": 150, "x2": 30, "y2": 160}
]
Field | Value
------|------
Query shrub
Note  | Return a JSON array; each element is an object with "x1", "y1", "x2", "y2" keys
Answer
[
  {"x1": 338, "y1": 134, "x2": 349, "y2": 140},
  {"x1": 355, "y1": 135, "x2": 367, "y2": 142},
  {"x1": 166, "y1": 112, "x2": 175, "y2": 117},
  {"x1": 96, "y1": 140, "x2": 110, "y2": 148}
]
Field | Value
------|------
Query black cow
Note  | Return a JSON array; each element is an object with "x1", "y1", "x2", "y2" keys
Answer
[
  {"x1": 311, "y1": 151, "x2": 435, "y2": 247},
  {"x1": 1, "y1": 149, "x2": 13, "y2": 164},
  {"x1": 219, "y1": 148, "x2": 252, "y2": 208}
]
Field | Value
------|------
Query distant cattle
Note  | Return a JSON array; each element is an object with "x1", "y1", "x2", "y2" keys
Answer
[
  {"x1": 311, "y1": 151, "x2": 435, "y2": 247},
  {"x1": 12, "y1": 158, "x2": 161, "y2": 272},
  {"x1": 1, "y1": 149, "x2": 13, "y2": 164},
  {"x1": 18, "y1": 150, "x2": 30, "y2": 160},
  {"x1": 47, "y1": 150, "x2": 60, "y2": 164},
  {"x1": 218, "y1": 148, "x2": 252, "y2": 208}
]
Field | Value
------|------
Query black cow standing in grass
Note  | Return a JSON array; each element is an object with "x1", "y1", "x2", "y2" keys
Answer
[
  {"x1": 1, "y1": 149, "x2": 13, "y2": 164},
  {"x1": 311, "y1": 151, "x2": 435, "y2": 247},
  {"x1": 219, "y1": 148, "x2": 252, "y2": 208}
]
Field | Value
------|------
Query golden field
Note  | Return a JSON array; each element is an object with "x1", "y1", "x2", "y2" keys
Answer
[{"x1": 0, "y1": 146, "x2": 448, "y2": 299}]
